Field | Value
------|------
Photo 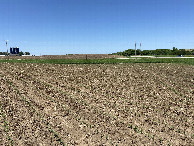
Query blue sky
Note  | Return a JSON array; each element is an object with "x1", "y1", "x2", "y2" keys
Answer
[{"x1": 0, "y1": 0, "x2": 194, "y2": 55}]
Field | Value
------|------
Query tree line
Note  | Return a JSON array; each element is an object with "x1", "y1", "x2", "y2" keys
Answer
[
  {"x1": 0, "y1": 51, "x2": 30, "y2": 56},
  {"x1": 113, "y1": 47, "x2": 194, "y2": 56}
]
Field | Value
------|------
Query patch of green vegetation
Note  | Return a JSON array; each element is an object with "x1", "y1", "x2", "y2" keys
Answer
[
  {"x1": 0, "y1": 58, "x2": 193, "y2": 65},
  {"x1": 155, "y1": 55, "x2": 194, "y2": 57},
  {"x1": 155, "y1": 55, "x2": 178, "y2": 57}
]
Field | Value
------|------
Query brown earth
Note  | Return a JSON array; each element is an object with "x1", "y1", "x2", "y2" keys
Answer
[
  {"x1": 0, "y1": 63, "x2": 193, "y2": 145},
  {"x1": 0, "y1": 54, "x2": 125, "y2": 60}
]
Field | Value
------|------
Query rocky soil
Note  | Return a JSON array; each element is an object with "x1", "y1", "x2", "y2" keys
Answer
[{"x1": 0, "y1": 63, "x2": 193, "y2": 145}]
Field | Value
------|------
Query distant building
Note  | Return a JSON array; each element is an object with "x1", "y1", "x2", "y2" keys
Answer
[{"x1": 10, "y1": 47, "x2": 19, "y2": 56}]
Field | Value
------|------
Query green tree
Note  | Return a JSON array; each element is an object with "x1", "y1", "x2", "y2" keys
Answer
[
  {"x1": 136, "y1": 49, "x2": 141, "y2": 55},
  {"x1": 172, "y1": 47, "x2": 178, "y2": 55},
  {"x1": 25, "y1": 52, "x2": 30, "y2": 55},
  {"x1": 19, "y1": 51, "x2": 24, "y2": 56}
]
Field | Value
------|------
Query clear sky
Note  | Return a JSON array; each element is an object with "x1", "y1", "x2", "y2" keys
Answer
[{"x1": 0, "y1": 0, "x2": 194, "y2": 55}]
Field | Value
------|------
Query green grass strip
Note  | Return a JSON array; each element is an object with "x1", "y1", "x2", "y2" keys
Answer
[{"x1": 0, "y1": 58, "x2": 193, "y2": 65}]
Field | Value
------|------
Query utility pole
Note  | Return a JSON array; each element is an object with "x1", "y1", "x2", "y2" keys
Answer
[
  {"x1": 140, "y1": 43, "x2": 141, "y2": 50},
  {"x1": 135, "y1": 42, "x2": 137, "y2": 56},
  {"x1": 5, "y1": 40, "x2": 9, "y2": 60}
]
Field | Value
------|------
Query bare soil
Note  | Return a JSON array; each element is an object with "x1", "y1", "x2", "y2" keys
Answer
[
  {"x1": 0, "y1": 54, "x2": 124, "y2": 60},
  {"x1": 0, "y1": 63, "x2": 193, "y2": 145}
]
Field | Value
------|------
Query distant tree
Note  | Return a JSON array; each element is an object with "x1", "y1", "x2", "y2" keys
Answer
[
  {"x1": 19, "y1": 51, "x2": 24, "y2": 56},
  {"x1": 179, "y1": 49, "x2": 184, "y2": 55},
  {"x1": 185, "y1": 50, "x2": 192, "y2": 55},
  {"x1": 154, "y1": 49, "x2": 171, "y2": 55},
  {"x1": 0, "y1": 52, "x2": 7, "y2": 55},
  {"x1": 172, "y1": 47, "x2": 178, "y2": 55},
  {"x1": 123, "y1": 49, "x2": 141, "y2": 55},
  {"x1": 25, "y1": 52, "x2": 30, "y2": 55},
  {"x1": 123, "y1": 49, "x2": 133, "y2": 56},
  {"x1": 136, "y1": 49, "x2": 141, "y2": 55},
  {"x1": 112, "y1": 47, "x2": 194, "y2": 56},
  {"x1": 142, "y1": 50, "x2": 150, "y2": 55},
  {"x1": 117, "y1": 52, "x2": 123, "y2": 56}
]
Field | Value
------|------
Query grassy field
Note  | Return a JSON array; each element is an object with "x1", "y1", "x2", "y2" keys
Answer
[
  {"x1": 0, "y1": 58, "x2": 194, "y2": 65},
  {"x1": 155, "y1": 55, "x2": 194, "y2": 57}
]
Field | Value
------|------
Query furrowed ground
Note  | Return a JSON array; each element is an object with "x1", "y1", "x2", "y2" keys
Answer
[{"x1": 0, "y1": 63, "x2": 193, "y2": 145}]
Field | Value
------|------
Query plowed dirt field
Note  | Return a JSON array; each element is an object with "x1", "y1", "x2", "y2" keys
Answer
[{"x1": 0, "y1": 63, "x2": 193, "y2": 145}]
